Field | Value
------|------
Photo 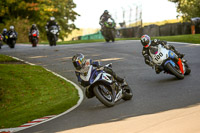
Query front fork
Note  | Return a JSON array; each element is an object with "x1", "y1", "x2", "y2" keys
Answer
[
  {"x1": 170, "y1": 51, "x2": 184, "y2": 74},
  {"x1": 111, "y1": 81, "x2": 123, "y2": 102}
]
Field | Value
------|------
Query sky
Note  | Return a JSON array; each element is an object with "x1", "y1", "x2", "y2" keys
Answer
[{"x1": 73, "y1": 0, "x2": 178, "y2": 29}]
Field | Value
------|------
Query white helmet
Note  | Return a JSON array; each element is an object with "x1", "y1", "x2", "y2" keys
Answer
[
  {"x1": 50, "y1": 17, "x2": 55, "y2": 21},
  {"x1": 10, "y1": 25, "x2": 14, "y2": 30}
]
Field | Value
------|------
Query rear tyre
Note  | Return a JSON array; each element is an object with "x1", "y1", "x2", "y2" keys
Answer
[
  {"x1": 166, "y1": 63, "x2": 184, "y2": 79},
  {"x1": 184, "y1": 62, "x2": 191, "y2": 75},
  {"x1": 93, "y1": 85, "x2": 115, "y2": 107},
  {"x1": 111, "y1": 30, "x2": 115, "y2": 42},
  {"x1": 185, "y1": 68, "x2": 191, "y2": 75},
  {"x1": 112, "y1": 38, "x2": 115, "y2": 42}
]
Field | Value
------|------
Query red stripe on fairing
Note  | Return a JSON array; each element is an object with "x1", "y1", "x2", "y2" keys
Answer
[
  {"x1": 144, "y1": 45, "x2": 149, "y2": 48},
  {"x1": 177, "y1": 58, "x2": 184, "y2": 74}
]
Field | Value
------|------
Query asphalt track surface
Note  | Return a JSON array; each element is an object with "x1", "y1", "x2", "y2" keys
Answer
[{"x1": 1, "y1": 40, "x2": 200, "y2": 133}]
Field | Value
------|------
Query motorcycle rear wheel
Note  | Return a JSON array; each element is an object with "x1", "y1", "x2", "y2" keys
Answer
[
  {"x1": 93, "y1": 85, "x2": 115, "y2": 107},
  {"x1": 184, "y1": 62, "x2": 191, "y2": 75},
  {"x1": 185, "y1": 68, "x2": 191, "y2": 75},
  {"x1": 166, "y1": 63, "x2": 184, "y2": 79}
]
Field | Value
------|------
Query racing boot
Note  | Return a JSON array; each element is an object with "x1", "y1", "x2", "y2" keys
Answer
[
  {"x1": 155, "y1": 65, "x2": 162, "y2": 74},
  {"x1": 121, "y1": 79, "x2": 128, "y2": 87},
  {"x1": 175, "y1": 51, "x2": 185, "y2": 58},
  {"x1": 178, "y1": 53, "x2": 185, "y2": 58},
  {"x1": 85, "y1": 88, "x2": 94, "y2": 99},
  {"x1": 169, "y1": 45, "x2": 184, "y2": 58}
]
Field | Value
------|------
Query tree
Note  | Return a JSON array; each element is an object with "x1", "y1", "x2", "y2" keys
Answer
[
  {"x1": 0, "y1": 0, "x2": 80, "y2": 42},
  {"x1": 168, "y1": 0, "x2": 200, "y2": 21}
]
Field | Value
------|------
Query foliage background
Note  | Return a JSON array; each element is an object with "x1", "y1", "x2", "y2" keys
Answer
[
  {"x1": 168, "y1": 0, "x2": 200, "y2": 21},
  {"x1": 0, "y1": 0, "x2": 80, "y2": 42}
]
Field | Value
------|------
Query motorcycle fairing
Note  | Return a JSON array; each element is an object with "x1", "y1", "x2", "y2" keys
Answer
[
  {"x1": 164, "y1": 60, "x2": 176, "y2": 67},
  {"x1": 177, "y1": 58, "x2": 184, "y2": 74},
  {"x1": 80, "y1": 65, "x2": 92, "y2": 82},
  {"x1": 149, "y1": 44, "x2": 169, "y2": 65},
  {"x1": 32, "y1": 30, "x2": 37, "y2": 37},
  {"x1": 168, "y1": 50, "x2": 176, "y2": 59}
]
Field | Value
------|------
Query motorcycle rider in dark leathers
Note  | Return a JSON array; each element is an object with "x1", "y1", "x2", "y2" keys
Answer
[
  {"x1": 7, "y1": 26, "x2": 18, "y2": 39},
  {"x1": 99, "y1": 10, "x2": 115, "y2": 36},
  {"x1": 72, "y1": 53, "x2": 128, "y2": 98},
  {"x1": 2, "y1": 28, "x2": 7, "y2": 43},
  {"x1": 45, "y1": 17, "x2": 60, "y2": 41},
  {"x1": 29, "y1": 24, "x2": 39, "y2": 42},
  {"x1": 140, "y1": 34, "x2": 185, "y2": 74}
]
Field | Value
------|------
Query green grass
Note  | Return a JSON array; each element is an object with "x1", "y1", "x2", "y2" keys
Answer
[
  {"x1": 37, "y1": 34, "x2": 200, "y2": 45},
  {"x1": 0, "y1": 55, "x2": 79, "y2": 128},
  {"x1": 151, "y1": 34, "x2": 200, "y2": 44},
  {"x1": 0, "y1": 55, "x2": 17, "y2": 62}
]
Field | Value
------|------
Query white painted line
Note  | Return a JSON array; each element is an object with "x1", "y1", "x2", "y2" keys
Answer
[
  {"x1": 168, "y1": 42, "x2": 193, "y2": 45},
  {"x1": 1, "y1": 55, "x2": 84, "y2": 133}
]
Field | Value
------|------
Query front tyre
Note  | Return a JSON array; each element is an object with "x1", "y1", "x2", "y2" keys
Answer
[
  {"x1": 166, "y1": 62, "x2": 184, "y2": 79},
  {"x1": 105, "y1": 39, "x2": 110, "y2": 42},
  {"x1": 32, "y1": 39, "x2": 37, "y2": 47},
  {"x1": 9, "y1": 40, "x2": 15, "y2": 48},
  {"x1": 93, "y1": 85, "x2": 115, "y2": 107}
]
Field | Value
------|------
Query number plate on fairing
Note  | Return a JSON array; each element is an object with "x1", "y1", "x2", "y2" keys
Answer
[{"x1": 149, "y1": 44, "x2": 169, "y2": 65}]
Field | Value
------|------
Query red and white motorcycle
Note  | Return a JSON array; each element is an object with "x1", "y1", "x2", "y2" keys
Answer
[
  {"x1": 149, "y1": 44, "x2": 191, "y2": 79},
  {"x1": 30, "y1": 30, "x2": 39, "y2": 47}
]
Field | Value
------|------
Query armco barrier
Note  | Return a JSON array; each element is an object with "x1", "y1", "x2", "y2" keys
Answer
[
  {"x1": 117, "y1": 22, "x2": 191, "y2": 38},
  {"x1": 78, "y1": 22, "x2": 193, "y2": 40}
]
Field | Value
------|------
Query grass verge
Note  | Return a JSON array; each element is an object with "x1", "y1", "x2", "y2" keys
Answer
[
  {"x1": 151, "y1": 34, "x2": 200, "y2": 44},
  {"x1": 37, "y1": 34, "x2": 200, "y2": 45},
  {"x1": 0, "y1": 54, "x2": 79, "y2": 128}
]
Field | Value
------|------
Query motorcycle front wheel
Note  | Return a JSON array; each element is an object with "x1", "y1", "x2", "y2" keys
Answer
[
  {"x1": 166, "y1": 62, "x2": 184, "y2": 79},
  {"x1": 32, "y1": 39, "x2": 37, "y2": 47},
  {"x1": 9, "y1": 40, "x2": 15, "y2": 48},
  {"x1": 93, "y1": 85, "x2": 115, "y2": 107}
]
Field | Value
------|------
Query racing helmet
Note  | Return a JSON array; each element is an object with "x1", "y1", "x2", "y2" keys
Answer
[
  {"x1": 104, "y1": 10, "x2": 109, "y2": 14},
  {"x1": 50, "y1": 17, "x2": 55, "y2": 21},
  {"x1": 141, "y1": 35, "x2": 151, "y2": 48},
  {"x1": 32, "y1": 24, "x2": 37, "y2": 29},
  {"x1": 10, "y1": 26, "x2": 14, "y2": 31},
  {"x1": 72, "y1": 53, "x2": 86, "y2": 70},
  {"x1": 3, "y1": 28, "x2": 7, "y2": 33}
]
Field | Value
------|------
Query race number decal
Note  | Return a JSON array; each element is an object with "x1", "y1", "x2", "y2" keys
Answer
[{"x1": 154, "y1": 52, "x2": 163, "y2": 61}]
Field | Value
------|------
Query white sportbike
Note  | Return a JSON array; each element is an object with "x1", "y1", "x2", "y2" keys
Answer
[
  {"x1": 149, "y1": 44, "x2": 191, "y2": 79},
  {"x1": 83, "y1": 63, "x2": 133, "y2": 107}
]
